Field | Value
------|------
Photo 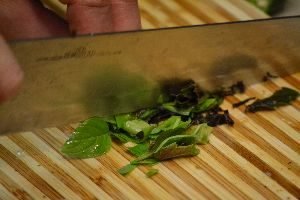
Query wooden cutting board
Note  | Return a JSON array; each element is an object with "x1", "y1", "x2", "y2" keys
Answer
[{"x1": 1, "y1": 1, "x2": 300, "y2": 200}]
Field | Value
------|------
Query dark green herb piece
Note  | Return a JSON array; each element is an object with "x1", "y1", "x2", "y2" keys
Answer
[
  {"x1": 118, "y1": 164, "x2": 137, "y2": 176},
  {"x1": 131, "y1": 158, "x2": 158, "y2": 165},
  {"x1": 232, "y1": 97, "x2": 256, "y2": 108},
  {"x1": 146, "y1": 168, "x2": 159, "y2": 177},
  {"x1": 150, "y1": 116, "x2": 190, "y2": 135},
  {"x1": 246, "y1": 87, "x2": 299, "y2": 112},
  {"x1": 185, "y1": 123, "x2": 212, "y2": 144},
  {"x1": 61, "y1": 117, "x2": 112, "y2": 158},
  {"x1": 153, "y1": 143, "x2": 199, "y2": 160},
  {"x1": 128, "y1": 143, "x2": 150, "y2": 157},
  {"x1": 115, "y1": 113, "x2": 135, "y2": 129}
]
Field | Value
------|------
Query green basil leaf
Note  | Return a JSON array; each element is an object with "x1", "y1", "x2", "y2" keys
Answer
[
  {"x1": 123, "y1": 119, "x2": 152, "y2": 137},
  {"x1": 146, "y1": 168, "x2": 159, "y2": 177},
  {"x1": 115, "y1": 113, "x2": 135, "y2": 129},
  {"x1": 153, "y1": 143, "x2": 199, "y2": 160},
  {"x1": 61, "y1": 118, "x2": 111, "y2": 158},
  {"x1": 153, "y1": 135, "x2": 197, "y2": 154},
  {"x1": 131, "y1": 158, "x2": 159, "y2": 165},
  {"x1": 162, "y1": 102, "x2": 193, "y2": 116},
  {"x1": 150, "y1": 128, "x2": 186, "y2": 151},
  {"x1": 111, "y1": 133, "x2": 138, "y2": 144},
  {"x1": 193, "y1": 98, "x2": 222, "y2": 113},
  {"x1": 184, "y1": 123, "x2": 212, "y2": 144},
  {"x1": 128, "y1": 143, "x2": 150, "y2": 157},
  {"x1": 118, "y1": 164, "x2": 137, "y2": 176},
  {"x1": 151, "y1": 116, "x2": 190, "y2": 135}
]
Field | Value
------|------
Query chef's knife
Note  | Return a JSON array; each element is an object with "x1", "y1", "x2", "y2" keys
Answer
[{"x1": 1, "y1": 16, "x2": 300, "y2": 133}]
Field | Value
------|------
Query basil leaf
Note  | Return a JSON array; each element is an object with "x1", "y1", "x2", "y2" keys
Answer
[
  {"x1": 128, "y1": 143, "x2": 150, "y2": 157},
  {"x1": 123, "y1": 119, "x2": 152, "y2": 137},
  {"x1": 111, "y1": 133, "x2": 138, "y2": 144},
  {"x1": 153, "y1": 135, "x2": 197, "y2": 154},
  {"x1": 193, "y1": 98, "x2": 222, "y2": 113},
  {"x1": 136, "y1": 108, "x2": 160, "y2": 121},
  {"x1": 151, "y1": 116, "x2": 190, "y2": 135},
  {"x1": 153, "y1": 143, "x2": 199, "y2": 160},
  {"x1": 185, "y1": 123, "x2": 212, "y2": 144},
  {"x1": 131, "y1": 158, "x2": 158, "y2": 165},
  {"x1": 150, "y1": 128, "x2": 186, "y2": 151},
  {"x1": 162, "y1": 102, "x2": 193, "y2": 116},
  {"x1": 246, "y1": 87, "x2": 299, "y2": 112},
  {"x1": 146, "y1": 168, "x2": 159, "y2": 177},
  {"x1": 115, "y1": 113, "x2": 135, "y2": 129},
  {"x1": 118, "y1": 164, "x2": 137, "y2": 176},
  {"x1": 61, "y1": 118, "x2": 112, "y2": 158}
]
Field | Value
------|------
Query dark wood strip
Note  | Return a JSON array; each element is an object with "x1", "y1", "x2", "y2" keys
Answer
[
  {"x1": 202, "y1": 144, "x2": 281, "y2": 200},
  {"x1": 0, "y1": 145, "x2": 63, "y2": 200},
  {"x1": 213, "y1": 129, "x2": 300, "y2": 197},
  {"x1": 0, "y1": 170, "x2": 33, "y2": 200},
  {"x1": 8, "y1": 135, "x2": 95, "y2": 200}
]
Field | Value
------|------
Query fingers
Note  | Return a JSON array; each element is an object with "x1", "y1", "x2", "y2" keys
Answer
[
  {"x1": 0, "y1": 0, "x2": 68, "y2": 40},
  {"x1": 0, "y1": 35, "x2": 23, "y2": 102},
  {"x1": 60, "y1": 0, "x2": 113, "y2": 34},
  {"x1": 111, "y1": 0, "x2": 141, "y2": 31},
  {"x1": 60, "y1": 0, "x2": 141, "y2": 34}
]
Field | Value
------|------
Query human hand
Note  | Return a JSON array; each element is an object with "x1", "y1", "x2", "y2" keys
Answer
[{"x1": 0, "y1": 0, "x2": 141, "y2": 102}]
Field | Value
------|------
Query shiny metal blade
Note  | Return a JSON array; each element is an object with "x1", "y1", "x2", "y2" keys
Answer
[{"x1": 1, "y1": 16, "x2": 300, "y2": 133}]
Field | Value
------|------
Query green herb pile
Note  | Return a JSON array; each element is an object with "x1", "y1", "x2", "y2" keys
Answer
[{"x1": 61, "y1": 79, "x2": 299, "y2": 177}]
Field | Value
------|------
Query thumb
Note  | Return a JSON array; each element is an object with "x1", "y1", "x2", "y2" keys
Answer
[{"x1": 0, "y1": 35, "x2": 23, "y2": 102}]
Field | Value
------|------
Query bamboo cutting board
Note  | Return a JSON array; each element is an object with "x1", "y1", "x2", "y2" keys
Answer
[{"x1": 1, "y1": 1, "x2": 300, "y2": 200}]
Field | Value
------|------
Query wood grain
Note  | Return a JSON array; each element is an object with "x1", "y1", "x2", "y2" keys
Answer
[{"x1": 1, "y1": 1, "x2": 299, "y2": 200}]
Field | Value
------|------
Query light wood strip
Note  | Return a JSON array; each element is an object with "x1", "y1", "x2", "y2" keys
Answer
[
  {"x1": 0, "y1": 137, "x2": 81, "y2": 200},
  {"x1": 0, "y1": 184, "x2": 19, "y2": 200},
  {"x1": 0, "y1": 159, "x2": 50, "y2": 200},
  {"x1": 210, "y1": 135, "x2": 296, "y2": 200},
  {"x1": 21, "y1": 132, "x2": 113, "y2": 200}
]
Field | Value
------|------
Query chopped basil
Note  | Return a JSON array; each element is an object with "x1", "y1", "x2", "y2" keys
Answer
[
  {"x1": 246, "y1": 87, "x2": 299, "y2": 112},
  {"x1": 146, "y1": 168, "x2": 159, "y2": 177},
  {"x1": 61, "y1": 117, "x2": 112, "y2": 159},
  {"x1": 118, "y1": 164, "x2": 137, "y2": 176}
]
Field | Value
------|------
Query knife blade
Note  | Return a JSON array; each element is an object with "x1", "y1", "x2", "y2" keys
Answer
[{"x1": 1, "y1": 16, "x2": 300, "y2": 134}]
